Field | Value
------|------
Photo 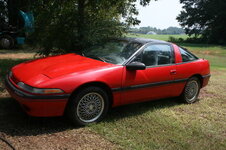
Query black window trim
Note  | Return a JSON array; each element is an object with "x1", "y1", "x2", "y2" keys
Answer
[
  {"x1": 179, "y1": 46, "x2": 199, "y2": 63},
  {"x1": 122, "y1": 43, "x2": 147, "y2": 65},
  {"x1": 124, "y1": 42, "x2": 175, "y2": 68},
  {"x1": 176, "y1": 59, "x2": 200, "y2": 65}
]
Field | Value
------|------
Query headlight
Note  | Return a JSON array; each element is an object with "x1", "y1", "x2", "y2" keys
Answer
[{"x1": 17, "y1": 82, "x2": 64, "y2": 94}]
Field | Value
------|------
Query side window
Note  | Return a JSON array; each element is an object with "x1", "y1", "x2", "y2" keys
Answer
[
  {"x1": 179, "y1": 47, "x2": 198, "y2": 62},
  {"x1": 134, "y1": 44, "x2": 173, "y2": 66}
]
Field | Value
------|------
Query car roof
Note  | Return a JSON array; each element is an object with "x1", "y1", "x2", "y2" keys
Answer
[{"x1": 121, "y1": 37, "x2": 170, "y2": 45}]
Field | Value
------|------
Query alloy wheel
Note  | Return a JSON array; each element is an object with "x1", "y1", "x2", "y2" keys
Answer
[{"x1": 76, "y1": 92, "x2": 105, "y2": 123}]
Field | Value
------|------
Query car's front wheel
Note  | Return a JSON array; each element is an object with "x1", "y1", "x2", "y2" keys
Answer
[
  {"x1": 66, "y1": 86, "x2": 109, "y2": 126},
  {"x1": 181, "y1": 77, "x2": 201, "y2": 104}
]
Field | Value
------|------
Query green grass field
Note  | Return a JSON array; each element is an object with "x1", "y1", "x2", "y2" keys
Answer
[
  {"x1": 180, "y1": 44, "x2": 226, "y2": 69},
  {"x1": 0, "y1": 35, "x2": 226, "y2": 149},
  {"x1": 128, "y1": 33, "x2": 188, "y2": 41}
]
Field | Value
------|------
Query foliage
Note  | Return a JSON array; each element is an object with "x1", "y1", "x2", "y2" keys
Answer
[
  {"x1": 0, "y1": 0, "x2": 31, "y2": 30},
  {"x1": 0, "y1": 0, "x2": 9, "y2": 27},
  {"x1": 130, "y1": 26, "x2": 185, "y2": 35},
  {"x1": 177, "y1": 0, "x2": 226, "y2": 44},
  {"x1": 168, "y1": 36, "x2": 208, "y2": 44},
  {"x1": 28, "y1": 0, "x2": 154, "y2": 56}
]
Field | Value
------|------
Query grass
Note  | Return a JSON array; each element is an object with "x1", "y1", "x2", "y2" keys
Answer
[
  {"x1": 180, "y1": 44, "x2": 226, "y2": 70},
  {"x1": 127, "y1": 33, "x2": 188, "y2": 41},
  {"x1": 90, "y1": 70, "x2": 226, "y2": 150},
  {"x1": 89, "y1": 35, "x2": 226, "y2": 149},
  {"x1": 0, "y1": 35, "x2": 226, "y2": 150}
]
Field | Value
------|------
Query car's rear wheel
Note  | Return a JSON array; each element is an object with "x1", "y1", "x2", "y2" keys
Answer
[
  {"x1": 66, "y1": 86, "x2": 109, "y2": 126},
  {"x1": 181, "y1": 77, "x2": 201, "y2": 104}
]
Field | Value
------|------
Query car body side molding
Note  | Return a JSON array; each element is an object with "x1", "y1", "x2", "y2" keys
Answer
[
  {"x1": 112, "y1": 78, "x2": 188, "y2": 92},
  {"x1": 112, "y1": 73, "x2": 211, "y2": 92}
]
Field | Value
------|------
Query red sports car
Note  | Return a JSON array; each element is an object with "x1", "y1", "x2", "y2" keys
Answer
[{"x1": 5, "y1": 38, "x2": 210, "y2": 125}]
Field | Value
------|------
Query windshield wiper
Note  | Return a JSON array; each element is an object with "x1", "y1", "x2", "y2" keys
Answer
[{"x1": 86, "y1": 55, "x2": 106, "y2": 62}]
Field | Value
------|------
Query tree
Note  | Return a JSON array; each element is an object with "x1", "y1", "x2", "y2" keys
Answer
[
  {"x1": 129, "y1": 26, "x2": 185, "y2": 35},
  {"x1": 177, "y1": 0, "x2": 226, "y2": 44},
  {"x1": 0, "y1": 0, "x2": 8, "y2": 29},
  {"x1": 29, "y1": 0, "x2": 154, "y2": 56},
  {"x1": 0, "y1": 0, "x2": 30, "y2": 30}
]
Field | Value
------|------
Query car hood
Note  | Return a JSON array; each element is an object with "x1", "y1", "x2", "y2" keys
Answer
[{"x1": 12, "y1": 53, "x2": 115, "y2": 85}]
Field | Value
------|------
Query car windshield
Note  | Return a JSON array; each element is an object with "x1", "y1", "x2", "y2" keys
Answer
[{"x1": 83, "y1": 40, "x2": 143, "y2": 65}]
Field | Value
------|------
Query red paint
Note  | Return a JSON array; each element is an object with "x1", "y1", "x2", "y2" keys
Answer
[
  {"x1": 173, "y1": 44, "x2": 183, "y2": 63},
  {"x1": 6, "y1": 43, "x2": 210, "y2": 117},
  {"x1": 121, "y1": 65, "x2": 178, "y2": 105},
  {"x1": 7, "y1": 85, "x2": 67, "y2": 116}
]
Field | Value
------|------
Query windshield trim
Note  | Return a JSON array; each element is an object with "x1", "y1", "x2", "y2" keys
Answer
[
  {"x1": 122, "y1": 43, "x2": 148, "y2": 66},
  {"x1": 83, "y1": 40, "x2": 144, "y2": 65}
]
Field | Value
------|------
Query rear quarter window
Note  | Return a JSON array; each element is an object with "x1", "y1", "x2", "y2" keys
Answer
[{"x1": 179, "y1": 47, "x2": 198, "y2": 62}]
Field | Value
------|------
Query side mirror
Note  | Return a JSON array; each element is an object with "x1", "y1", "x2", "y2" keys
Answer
[{"x1": 126, "y1": 62, "x2": 146, "y2": 70}]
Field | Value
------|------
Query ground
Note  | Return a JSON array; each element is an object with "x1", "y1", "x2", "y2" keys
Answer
[{"x1": 0, "y1": 35, "x2": 226, "y2": 150}]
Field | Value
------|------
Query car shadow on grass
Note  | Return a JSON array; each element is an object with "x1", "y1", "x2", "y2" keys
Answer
[
  {"x1": 0, "y1": 97, "x2": 182, "y2": 136},
  {"x1": 105, "y1": 97, "x2": 181, "y2": 123},
  {"x1": 0, "y1": 97, "x2": 75, "y2": 136}
]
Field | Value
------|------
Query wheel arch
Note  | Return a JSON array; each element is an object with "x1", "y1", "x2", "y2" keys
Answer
[
  {"x1": 190, "y1": 74, "x2": 203, "y2": 88},
  {"x1": 67, "y1": 81, "x2": 114, "y2": 108}
]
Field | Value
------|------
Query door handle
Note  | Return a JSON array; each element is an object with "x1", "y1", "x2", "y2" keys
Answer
[{"x1": 170, "y1": 70, "x2": 177, "y2": 75}]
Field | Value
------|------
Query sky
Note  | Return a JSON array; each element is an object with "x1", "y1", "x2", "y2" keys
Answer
[{"x1": 135, "y1": 0, "x2": 183, "y2": 29}]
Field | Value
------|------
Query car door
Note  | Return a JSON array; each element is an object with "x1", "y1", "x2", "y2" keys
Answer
[{"x1": 120, "y1": 43, "x2": 178, "y2": 105}]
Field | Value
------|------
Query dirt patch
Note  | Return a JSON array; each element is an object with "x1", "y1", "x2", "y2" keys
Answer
[
  {"x1": 199, "y1": 88, "x2": 218, "y2": 99},
  {"x1": 0, "y1": 139, "x2": 13, "y2": 150},
  {"x1": 0, "y1": 129, "x2": 119, "y2": 150},
  {"x1": 0, "y1": 53, "x2": 36, "y2": 59},
  {"x1": 0, "y1": 91, "x2": 8, "y2": 98},
  {"x1": 0, "y1": 82, "x2": 8, "y2": 97}
]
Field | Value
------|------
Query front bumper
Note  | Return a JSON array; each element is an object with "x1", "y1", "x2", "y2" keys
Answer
[{"x1": 5, "y1": 76, "x2": 70, "y2": 117}]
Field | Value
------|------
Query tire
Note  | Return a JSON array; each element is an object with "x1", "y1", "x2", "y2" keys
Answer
[
  {"x1": 66, "y1": 86, "x2": 109, "y2": 126},
  {"x1": 0, "y1": 35, "x2": 15, "y2": 49},
  {"x1": 181, "y1": 77, "x2": 201, "y2": 104}
]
